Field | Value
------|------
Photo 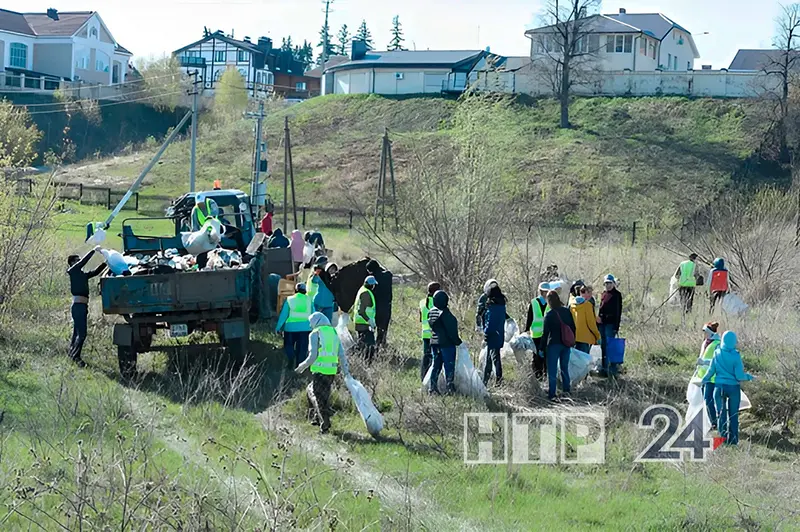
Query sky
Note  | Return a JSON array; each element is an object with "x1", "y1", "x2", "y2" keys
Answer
[{"x1": 8, "y1": 0, "x2": 785, "y2": 69}]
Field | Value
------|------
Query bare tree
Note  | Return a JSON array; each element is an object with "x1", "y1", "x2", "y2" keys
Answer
[{"x1": 528, "y1": 0, "x2": 601, "y2": 128}]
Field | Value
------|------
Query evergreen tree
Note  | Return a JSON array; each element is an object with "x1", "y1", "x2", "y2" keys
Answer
[
  {"x1": 355, "y1": 19, "x2": 374, "y2": 51},
  {"x1": 388, "y1": 15, "x2": 406, "y2": 51},
  {"x1": 298, "y1": 40, "x2": 314, "y2": 67},
  {"x1": 336, "y1": 24, "x2": 350, "y2": 56},
  {"x1": 281, "y1": 36, "x2": 293, "y2": 52},
  {"x1": 316, "y1": 22, "x2": 336, "y2": 65}
]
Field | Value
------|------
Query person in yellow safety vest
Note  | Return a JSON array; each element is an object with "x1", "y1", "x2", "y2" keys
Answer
[
  {"x1": 296, "y1": 312, "x2": 346, "y2": 434},
  {"x1": 675, "y1": 253, "x2": 701, "y2": 315},
  {"x1": 419, "y1": 282, "x2": 441, "y2": 381},
  {"x1": 694, "y1": 321, "x2": 721, "y2": 430},
  {"x1": 190, "y1": 193, "x2": 219, "y2": 231},
  {"x1": 524, "y1": 282, "x2": 551, "y2": 380},
  {"x1": 353, "y1": 276, "x2": 378, "y2": 364},
  {"x1": 276, "y1": 283, "x2": 312, "y2": 369}
]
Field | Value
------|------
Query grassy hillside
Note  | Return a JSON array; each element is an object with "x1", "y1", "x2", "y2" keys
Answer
[{"x1": 57, "y1": 94, "x2": 776, "y2": 226}]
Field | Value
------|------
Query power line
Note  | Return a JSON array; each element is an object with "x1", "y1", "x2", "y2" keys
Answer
[
  {"x1": 25, "y1": 91, "x2": 185, "y2": 116},
  {"x1": 3, "y1": 72, "x2": 183, "y2": 99},
  {"x1": 10, "y1": 84, "x2": 185, "y2": 109}
]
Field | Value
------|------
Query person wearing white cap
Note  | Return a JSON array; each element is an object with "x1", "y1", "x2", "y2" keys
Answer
[
  {"x1": 276, "y1": 283, "x2": 312, "y2": 369},
  {"x1": 475, "y1": 278, "x2": 499, "y2": 331},
  {"x1": 598, "y1": 274, "x2": 623, "y2": 376},
  {"x1": 190, "y1": 192, "x2": 219, "y2": 231},
  {"x1": 353, "y1": 276, "x2": 378, "y2": 363},
  {"x1": 524, "y1": 282, "x2": 552, "y2": 380}
]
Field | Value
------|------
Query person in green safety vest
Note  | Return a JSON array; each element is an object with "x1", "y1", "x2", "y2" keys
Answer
[
  {"x1": 353, "y1": 276, "x2": 378, "y2": 364},
  {"x1": 694, "y1": 321, "x2": 721, "y2": 429},
  {"x1": 190, "y1": 193, "x2": 219, "y2": 231},
  {"x1": 675, "y1": 253, "x2": 701, "y2": 315},
  {"x1": 419, "y1": 282, "x2": 440, "y2": 381},
  {"x1": 524, "y1": 282, "x2": 551, "y2": 380},
  {"x1": 276, "y1": 283, "x2": 312, "y2": 369},
  {"x1": 296, "y1": 312, "x2": 346, "y2": 434}
]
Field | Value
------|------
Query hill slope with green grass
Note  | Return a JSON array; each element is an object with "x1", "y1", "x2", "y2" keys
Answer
[{"x1": 59, "y1": 94, "x2": 777, "y2": 226}]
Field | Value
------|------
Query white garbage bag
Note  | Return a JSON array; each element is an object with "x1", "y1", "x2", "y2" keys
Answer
[
  {"x1": 556, "y1": 348, "x2": 593, "y2": 388},
  {"x1": 336, "y1": 314, "x2": 355, "y2": 352},
  {"x1": 478, "y1": 346, "x2": 487, "y2": 372},
  {"x1": 422, "y1": 364, "x2": 447, "y2": 393},
  {"x1": 455, "y1": 343, "x2": 488, "y2": 400},
  {"x1": 686, "y1": 382, "x2": 713, "y2": 435},
  {"x1": 100, "y1": 248, "x2": 130, "y2": 276},
  {"x1": 589, "y1": 345, "x2": 602, "y2": 371},
  {"x1": 722, "y1": 294, "x2": 748, "y2": 316},
  {"x1": 509, "y1": 333, "x2": 535, "y2": 353},
  {"x1": 344, "y1": 374, "x2": 384, "y2": 437},
  {"x1": 740, "y1": 390, "x2": 752, "y2": 410},
  {"x1": 86, "y1": 227, "x2": 106, "y2": 246},
  {"x1": 181, "y1": 219, "x2": 223, "y2": 256},
  {"x1": 303, "y1": 242, "x2": 314, "y2": 264},
  {"x1": 504, "y1": 319, "x2": 519, "y2": 343},
  {"x1": 668, "y1": 276, "x2": 680, "y2": 306}
]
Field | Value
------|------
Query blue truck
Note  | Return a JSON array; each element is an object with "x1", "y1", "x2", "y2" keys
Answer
[{"x1": 100, "y1": 189, "x2": 292, "y2": 377}]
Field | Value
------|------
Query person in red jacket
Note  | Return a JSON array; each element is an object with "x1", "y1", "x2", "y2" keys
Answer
[{"x1": 260, "y1": 211, "x2": 273, "y2": 236}]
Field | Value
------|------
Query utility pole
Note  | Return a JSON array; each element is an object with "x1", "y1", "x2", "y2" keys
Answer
[
  {"x1": 374, "y1": 128, "x2": 398, "y2": 231},
  {"x1": 245, "y1": 101, "x2": 267, "y2": 218},
  {"x1": 321, "y1": 0, "x2": 333, "y2": 69},
  {"x1": 284, "y1": 116, "x2": 298, "y2": 229},
  {"x1": 189, "y1": 70, "x2": 200, "y2": 193}
]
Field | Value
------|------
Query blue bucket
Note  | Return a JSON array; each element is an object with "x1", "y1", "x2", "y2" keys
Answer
[{"x1": 607, "y1": 338, "x2": 626, "y2": 364}]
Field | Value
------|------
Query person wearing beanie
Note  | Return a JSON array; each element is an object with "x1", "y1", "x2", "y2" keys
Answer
[
  {"x1": 702, "y1": 330, "x2": 754, "y2": 445},
  {"x1": 275, "y1": 283, "x2": 312, "y2": 369},
  {"x1": 524, "y1": 281, "x2": 551, "y2": 380},
  {"x1": 694, "y1": 321, "x2": 721, "y2": 428},
  {"x1": 419, "y1": 282, "x2": 441, "y2": 380},
  {"x1": 475, "y1": 279, "x2": 499, "y2": 331},
  {"x1": 365, "y1": 259, "x2": 393, "y2": 347},
  {"x1": 427, "y1": 290, "x2": 462, "y2": 395}
]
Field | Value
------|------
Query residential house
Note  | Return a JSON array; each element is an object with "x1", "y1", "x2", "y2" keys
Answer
[
  {"x1": 304, "y1": 55, "x2": 349, "y2": 98},
  {"x1": 0, "y1": 8, "x2": 131, "y2": 89},
  {"x1": 728, "y1": 49, "x2": 795, "y2": 71},
  {"x1": 526, "y1": 8, "x2": 699, "y2": 73},
  {"x1": 173, "y1": 31, "x2": 319, "y2": 99},
  {"x1": 322, "y1": 41, "x2": 488, "y2": 96}
]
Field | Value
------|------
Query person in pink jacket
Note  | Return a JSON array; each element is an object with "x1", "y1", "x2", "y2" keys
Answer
[{"x1": 290, "y1": 230, "x2": 305, "y2": 271}]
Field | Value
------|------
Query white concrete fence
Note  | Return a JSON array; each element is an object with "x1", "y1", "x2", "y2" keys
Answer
[
  {"x1": 0, "y1": 72, "x2": 138, "y2": 100},
  {"x1": 471, "y1": 69, "x2": 781, "y2": 99}
]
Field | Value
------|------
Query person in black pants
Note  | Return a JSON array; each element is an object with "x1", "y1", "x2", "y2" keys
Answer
[
  {"x1": 66, "y1": 246, "x2": 106, "y2": 367},
  {"x1": 482, "y1": 285, "x2": 507, "y2": 387},
  {"x1": 366, "y1": 260, "x2": 393, "y2": 347}
]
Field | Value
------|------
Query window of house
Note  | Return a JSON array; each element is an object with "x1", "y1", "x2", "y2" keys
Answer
[
  {"x1": 296, "y1": 81, "x2": 307, "y2": 91},
  {"x1": 623, "y1": 35, "x2": 632, "y2": 53},
  {"x1": 615, "y1": 35, "x2": 624, "y2": 53},
  {"x1": 640, "y1": 38, "x2": 647, "y2": 55},
  {"x1": 606, "y1": 35, "x2": 614, "y2": 53},
  {"x1": 650, "y1": 41, "x2": 656, "y2": 59},
  {"x1": 9, "y1": 43, "x2": 27, "y2": 68},
  {"x1": 687, "y1": 61, "x2": 691, "y2": 70},
  {"x1": 607, "y1": 35, "x2": 632, "y2": 53},
  {"x1": 238, "y1": 50, "x2": 248, "y2": 62},
  {"x1": 588, "y1": 34, "x2": 600, "y2": 53},
  {"x1": 214, "y1": 69, "x2": 223, "y2": 81},
  {"x1": 214, "y1": 51, "x2": 225, "y2": 62},
  {"x1": 667, "y1": 53, "x2": 672, "y2": 69},
  {"x1": 185, "y1": 50, "x2": 200, "y2": 57},
  {"x1": 95, "y1": 51, "x2": 110, "y2": 72},
  {"x1": 90, "y1": 27, "x2": 98, "y2": 39},
  {"x1": 74, "y1": 45, "x2": 90, "y2": 69},
  {"x1": 674, "y1": 56, "x2": 679, "y2": 70},
  {"x1": 238, "y1": 68, "x2": 247, "y2": 79}
]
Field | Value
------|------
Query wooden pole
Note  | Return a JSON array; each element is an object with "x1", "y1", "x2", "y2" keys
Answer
[
  {"x1": 386, "y1": 130, "x2": 398, "y2": 230},
  {"x1": 283, "y1": 117, "x2": 289, "y2": 230},
  {"x1": 375, "y1": 130, "x2": 387, "y2": 231},
  {"x1": 287, "y1": 117, "x2": 298, "y2": 229}
]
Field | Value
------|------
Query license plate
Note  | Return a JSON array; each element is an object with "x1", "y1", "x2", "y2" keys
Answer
[{"x1": 170, "y1": 324, "x2": 188, "y2": 337}]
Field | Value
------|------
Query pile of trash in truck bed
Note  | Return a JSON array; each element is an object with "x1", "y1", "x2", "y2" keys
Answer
[{"x1": 102, "y1": 247, "x2": 246, "y2": 277}]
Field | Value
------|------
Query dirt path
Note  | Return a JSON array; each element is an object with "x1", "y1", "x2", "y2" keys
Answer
[
  {"x1": 56, "y1": 153, "x2": 149, "y2": 187},
  {"x1": 257, "y1": 406, "x2": 479, "y2": 532}
]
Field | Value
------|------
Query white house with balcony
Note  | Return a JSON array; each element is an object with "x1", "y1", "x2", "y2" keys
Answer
[
  {"x1": 0, "y1": 8, "x2": 131, "y2": 90},
  {"x1": 526, "y1": 9, "x2": 700, "y2": 73}
]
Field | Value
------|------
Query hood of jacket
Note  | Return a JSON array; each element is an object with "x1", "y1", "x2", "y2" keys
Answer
[
  {"x1": 432, "y1": 290, "x2": 449, "y2": 310},
  {"x1": 720, "y1": 330, "x2": 737, "y2": 350},
  {"x1": 291, "y1": 229, "x2": 303, "y2": 242},
  {"x1": 309, "y1": 312, "x2": 331, "y2": 329},
  {"x1": 574, "y1": 296, "x2": 586, "y2": 305},
  {"x1": 365, "y1": 259, "x2": 382, "y2": 274},
  {"x1": 272, "y1": 228, "x2": 283, "y2": 238},
  {"x1": 713, "y1": 257, "x2": 726, "y2": 270},
  {"x1": 483, "y1": 278, "x2": 498, "y2": 294}
]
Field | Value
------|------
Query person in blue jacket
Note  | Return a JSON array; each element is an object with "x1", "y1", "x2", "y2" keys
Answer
[
  {"x1": 482, "y1": 284, "x2": 507, "y2": 387},
  {"x1": 275, "y1": 283, "x2": 312, "y2": 368},
  {"x1": 701, "y1": 330, "x2": 754, "y2": 445},
  {"x1": 311, "y1": 262, "x2": 337, "y2": 321}
]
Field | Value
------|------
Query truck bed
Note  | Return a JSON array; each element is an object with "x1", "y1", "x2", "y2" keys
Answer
[{"x1": 101, "y1": 264, "x2": 252, "y2": 315}]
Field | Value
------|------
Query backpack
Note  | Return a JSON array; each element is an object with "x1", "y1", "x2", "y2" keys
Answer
[
  {"x1": 710, "y1": 270, "x2": 729, "y2": 293},
  {"x1": 555, "y1": 310, "x2": 575, "y2": 348}
]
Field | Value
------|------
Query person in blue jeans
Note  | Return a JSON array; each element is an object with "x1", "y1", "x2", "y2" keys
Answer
[
  {"x1": 427, "y1": 290, "x2": 462, "y2": 395},
  {"x1": 598, "y1": 274, "x2": 623, "y2": 376},
  {"x1": 482, "y1": 285, "x2": 507, "y2": 386},
  {"x1": 541, "y1": 291, "x2": 576, "y2": 401},
  {"x1": 276, "y1": 284, "x2": 312, "y2": 369},
  {"x1": 701, "y1": 330, "x2": 754, "y2": 445}
]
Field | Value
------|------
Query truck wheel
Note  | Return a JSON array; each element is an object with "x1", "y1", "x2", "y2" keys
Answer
[{"x1": 118, "y1": 345, "x2": 138, "y2": 380}]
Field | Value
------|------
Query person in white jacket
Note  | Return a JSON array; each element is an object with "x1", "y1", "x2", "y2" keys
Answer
[{"x1": 296, "y1": 312, "x2": 348, "y2": 433}]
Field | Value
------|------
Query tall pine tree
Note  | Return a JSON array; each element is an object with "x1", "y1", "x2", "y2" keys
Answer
[
  {"x1": 316, "y1": 22, "x2": 336, "y2": 65},
  {"x1": 355, "y1": 19, "x2": 374, "y2": 51},
  {"x1": 281, "y1": 36, "x2": 293, "y2": 52},
  {"x1": 336, "y1": 24, "x2": 350, "y2": 56},
  {"x1": 388, "y1": 15, "x2": 406, "y2": 51}
]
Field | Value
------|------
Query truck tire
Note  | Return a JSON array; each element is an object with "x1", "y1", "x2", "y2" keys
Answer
[{"x1": 118, "y1": 345, "x2": 138, "y2": 380}]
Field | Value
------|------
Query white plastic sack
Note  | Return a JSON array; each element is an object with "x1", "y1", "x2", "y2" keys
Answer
[
  {"x1": 722, "y1": 294, "x2": 748, "y2": 316},
  {"x1": 344, "y1": 374, "x2": 384, "y2": 437},
  {"x1": 336, "y1": 314, "x2": 355, "y2": 352},
  {"x1": 556, "y1": 348, "x2": 593, "y2": 388},
  {"x1": 86, "y1": 227, "x2": 106, "y2": 246},
  {"x1": 668, "y1": 277, "x2": 680, "y2": 307},
  {"x1": 181, "y1": 219, "x2": 223, "y2": 256},
  {"x1": 504, "y1": 319, "x2": 519, "y2": 343},
  {"x1": 422, "y1": 363, "x2": 447, "y2": 393},
  {"x1": 589, "y1": 345, "x2": 602, "y2": 371},
  {"x1": 455, "y1": 343, "x2": 488, "y2": 400},
  {"x1": 303, "y1": 242, "x2": 314, "y2": 264},
  {"x1": 100, "y1": 248, "x2": 130, "y2": 276},
  {"x1": 686, "y1": 382, "x2": 713, "y2": 435},
  {"x1": 740, "y1": 390, "x2": 752, "y2": 411},
  {"x1": 509, "y1": 333, "x2": 535, "y2": 353}
]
